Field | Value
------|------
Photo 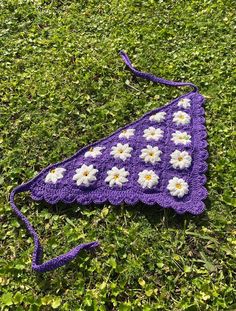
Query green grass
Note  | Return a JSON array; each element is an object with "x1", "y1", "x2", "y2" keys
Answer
[{"x1": 1, "y1": 0, "x2": 236, "y2": 310}]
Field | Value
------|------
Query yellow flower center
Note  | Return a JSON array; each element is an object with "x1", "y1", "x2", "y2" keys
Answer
[
  {"x1": 122, "y1": 130, "x2": 127, "y2": 133},
  {"x1": 118, "y1": 149, "x2": 124, "y2": 154},
  {"x1": 179, "y1": 115, "x2": 185, "y2": 120},
  {"x1": 149, "y1": 152, "x2": 154, "y2": 157},
  {"x1": 175, "y1": 183, "x2": 182, "y2": 189},
  {"x1": 113, "y1": 174, "x2": 120, "y2": 180},
  {"x1": 145, "y1": 175, "x2": 152, "y2": 181},
  {"x1": 178, "y1": 156, "x2": 183, "y2": 161},
  {"x1": 89, "y1": 147, "x2": 94, "y2": 152},
  {"x1": 50, "y1": 169, "x2": 56, "y2": 173},
  {"x1": 83, "y1": 171, "x2": 89, "y2": 176},
  {"x1": 179, "y1": 135, "x2": 186, "y2": 140}
]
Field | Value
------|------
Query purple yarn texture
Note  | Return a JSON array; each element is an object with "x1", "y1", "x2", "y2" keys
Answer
[{"x1": 9, "y1": 50, "x2": 208, "y2": 272}]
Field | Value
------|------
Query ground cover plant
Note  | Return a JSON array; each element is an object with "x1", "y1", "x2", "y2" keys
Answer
[{"x1": 0, "y1": 0, "x2": 236, "y2": 310}]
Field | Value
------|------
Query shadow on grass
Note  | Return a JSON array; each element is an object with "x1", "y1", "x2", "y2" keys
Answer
[
  {"x1": 16, "y1": 193, "x2": 211, "y2": 286},
  {"x1": 35, "y1": 194, "x2": 211, "y2": 231}
]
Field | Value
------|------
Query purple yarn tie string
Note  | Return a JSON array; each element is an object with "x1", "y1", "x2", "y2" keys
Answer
[
  {"x1": 8, "y1": 50, "x2": 204, "y2": 272},
  {"x1": 119, "y1": 50, "x2": 198, "y2": 92},
  {"x1": 9, "y1": 186, "x2": 100, "y2": 273}
]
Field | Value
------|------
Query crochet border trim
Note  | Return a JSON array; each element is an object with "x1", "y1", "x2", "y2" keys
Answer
[{"x1": 28, "y1": 91, "x2": 208, "y2": 215}]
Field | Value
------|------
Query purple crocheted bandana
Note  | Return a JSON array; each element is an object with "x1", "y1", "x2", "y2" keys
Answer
[{"x1": 10, "y1": 51, "x2": 208, "y2": 272}]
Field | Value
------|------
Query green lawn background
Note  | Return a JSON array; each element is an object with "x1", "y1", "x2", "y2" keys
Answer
[{"x1": 1, "y1": 0, "x2": 236, "y2": 310}]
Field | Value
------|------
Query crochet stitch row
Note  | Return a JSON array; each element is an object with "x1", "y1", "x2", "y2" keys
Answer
[
  {"x1": 43, "y1": 97, "x2": 193, "y2": 199},
  {"x1": 9, "y1": 50, "x2": 208, "y2": 273}
]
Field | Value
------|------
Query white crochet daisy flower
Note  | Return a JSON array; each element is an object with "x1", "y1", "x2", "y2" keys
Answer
[
  {"x1": 119, "y1": 128, "x2": 135, "y2": 139},
  {"x1": 73, "y1": 164, "x2": 98, "y2": 187},
  {"x1": 167, "y1": 177, "x2": 189, "y2": 198},
  {"x1": 171, "y1": 131, "x2": 191, "y2": 145},
  {"x1": 173, "y1": 111, "x2": 191, "y2": 125},
  {"x1": 45, "y1": 167, "x2": 66, "y2": 184},
  {"x1": 140, "y1": 145, "x2": 162, "y2": 165},
  {"x1": 110, "y1": 143, "x2": 133, "y2": 161},
  {"x1": 177, "y1": 98, "x2": 191, "y2": 109},
  {"x1": 149, "y1": 112, "x2": 166, "y2": 123},
  {"x1": 84, "y1": 146, "x2": 104, "y2": 158},
  {"x1": 138, "y1": 170, "x2": 159, "y2": 189},
  {"x1": 170, "y1": 150, "x2": 192, "y2": 169},
  {"x1": 105, "y1": 167, "x2": 129, "y2": 187},
  {"x1": 143, "y1": 127, "x2": 164, "y2": 141}
]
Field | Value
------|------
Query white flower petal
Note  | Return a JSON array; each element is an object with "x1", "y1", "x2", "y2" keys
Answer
[
  {"x1": 45, "y1": 167, "x2": 66, "y2": 184},
  {"x1": 149, "y1": 112, "x2": 166, "y2": 123},
  {"x1": 170, "y1": 150, "x2": 192, "y2": 169},
  {"x1": 110, "y1": 143, "x2": 133, "y2": 161},
  {"x1": 143, "y1": 127, "x2": 164, "y2": 141},
  {"x1": 73, "y1": 164, "x2": 98, "y2": 187},
  {"x1": 138, "y1": 170, "x2": 159, "y2": 189},
  {"x1": 171, "y1": 131, "x2": 191, "y2": 145},
  {"x1": 119, "y1": 128, "x2": 135, "y2": 139},
  {"x1": 105, "y1": 167, "x2": 129, "y2": 187},
  {"x1": 84, "y1": 146, "x2": 104, "y2": 158},
  {"x1": 173, "y1": 111, "x2": 191, "y2": 125},
  {"x1": 167, "y1": 177, "x2": 189, "y2": 198},
  {"x1": 55, "y1": 168, "x2": 66, "y2": 174},
  {"x1": 140, "y1": 145, "x2": 162, "y2": 165},
  {"x1": 177, "y1": 98, "x2": 191, "y2": 109}
]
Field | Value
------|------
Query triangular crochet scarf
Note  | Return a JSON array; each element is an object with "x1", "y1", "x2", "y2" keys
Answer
[{"x1": 9, "y1": 51, "x2": 208, "y2": 272}]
